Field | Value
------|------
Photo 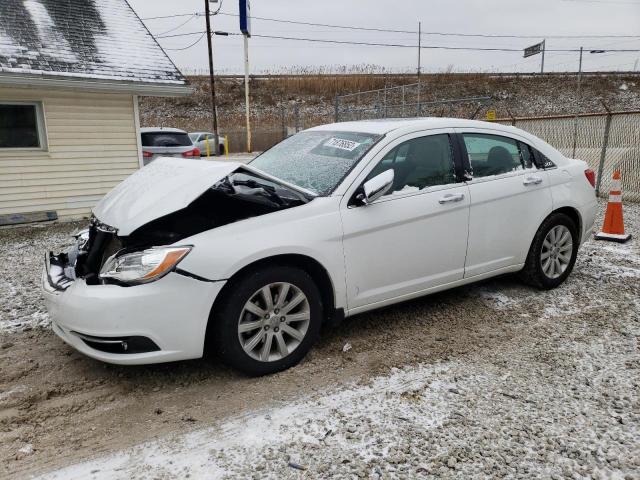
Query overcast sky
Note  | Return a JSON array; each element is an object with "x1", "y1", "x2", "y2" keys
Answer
[{"x1": 128, "y1": 0, "x2": 640, "y2": 75}]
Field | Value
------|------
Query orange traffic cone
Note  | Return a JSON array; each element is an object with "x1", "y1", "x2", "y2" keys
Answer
[{"x1": 594, "y1": 170, "x2": 632, "y2": 243}]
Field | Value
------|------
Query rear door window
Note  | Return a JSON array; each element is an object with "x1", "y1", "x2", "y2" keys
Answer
[
  {"x1": 462, "y1": 133, "x2": 523, "y2": 178},
  {"x1": 518, "y1": 141, "x2": 535, "y2": 169},
  {"x1": 532, "y1": 148, "x2": 557, "y2": 169},
  {"x1": 141, "y1": 132, "x2": 192, "y2": 147}
]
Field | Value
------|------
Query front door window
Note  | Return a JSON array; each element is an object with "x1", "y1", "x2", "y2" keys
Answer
[{"x1": 366, "y1": 134, "x2": 456, "y2": 196}]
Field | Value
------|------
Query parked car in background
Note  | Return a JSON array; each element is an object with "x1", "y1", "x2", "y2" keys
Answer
[
  {"x1": 189, "y1": 131, "x2": 227, "y2": 156},
  {"x1": 43, "y1": 118, "x2": 597, "y2": 376},
  {"x1": 141, "y1": 127, "x2": 200, "y2": 165}
]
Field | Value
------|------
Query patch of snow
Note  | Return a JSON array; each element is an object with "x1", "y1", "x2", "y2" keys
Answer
[
  {"x1": 23, "y1": 0, "x2": 78, "y2": 64},
  {"x1": 0, "y1": 32, "x2": 24, "y2": 58},
  {"x1": 19, "y1": 444, "x2": 34, "y2": 455},
  {"x1": 0, "y1": 0, "x2": 184, "y2": 85},
  {"x1": 478, "y1": 290, "x2": 517, "y2": 310},
  {"x1": 0, "y1": 385, "x2": 28, "y2": 401},
  {"x1": 37, "y1": 362, "x2": 453, "y2": 479}
]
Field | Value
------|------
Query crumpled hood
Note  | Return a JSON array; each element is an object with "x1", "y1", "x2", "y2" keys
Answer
[{"x1": 93, "y1": 157, "x2": 242, "y2": 235}]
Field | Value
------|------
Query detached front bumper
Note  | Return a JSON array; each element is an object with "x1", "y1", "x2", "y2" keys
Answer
[{"x1": 42, "y1": 259, "x2": 225, "y2": 365}]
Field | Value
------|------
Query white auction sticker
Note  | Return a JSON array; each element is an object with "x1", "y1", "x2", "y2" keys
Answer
[{"x1": 324, "y1": 137, "x2": 361, "y2": 151}]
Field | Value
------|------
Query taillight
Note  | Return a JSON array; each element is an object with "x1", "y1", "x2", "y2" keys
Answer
[
  {"x1": 142, "y1": 150, "x2": 152, "y2": 158},
  {"x1": 182, "y1": 148, "x2": 200, "y2": 157},
  {"x1": 584, "y1": 169, "x2": 596, "y2": 188}
]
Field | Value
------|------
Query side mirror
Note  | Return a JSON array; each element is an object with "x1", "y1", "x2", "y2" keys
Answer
[{"x1": 357, "y1": 169, "x2": 394, "y2": 205}]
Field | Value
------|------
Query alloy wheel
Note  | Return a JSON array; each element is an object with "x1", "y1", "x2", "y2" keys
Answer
[
  {"x1": 237, "y1": 282, "x2": 310, "y2": 362},
  {"x1": 540, "y1": 225, "x2": 573, "y2": 279}
]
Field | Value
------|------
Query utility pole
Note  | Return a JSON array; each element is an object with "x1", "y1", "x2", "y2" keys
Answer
[
  {"x1": 572, "y1": 46, "x2": 583, "y2": 158},
  {"x1": 417, "y1": 21, "x2": 421, "y2": 116},
  {"x1": 243, "y1": 34, "x2": 252, "y2": 152},
  {"x1": 540, "y1": 39, "x2": 546, "y2": 74},
  {"x1": 204, "y1": 0, "x2": 220, "y2": 156},
  {"x1": 239, "y1": 0, "x2": 252, "y2": 152}
]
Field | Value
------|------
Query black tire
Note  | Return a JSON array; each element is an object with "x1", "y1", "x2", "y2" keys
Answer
[
  {"x1": 209, "y1": 265, "x2": 322, "y2": 376},
  {"x1": 219, "y1": 144, "x2": 226, "y2": 156},
  {"x1": 519, "y1": 212, "x2": 579, "y2": 290}
]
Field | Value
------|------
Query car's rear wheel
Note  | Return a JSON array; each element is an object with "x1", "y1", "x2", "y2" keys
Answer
[
  {"x1": 520, "y1": 212, "x2": 579, "y2": 289},
  {"x1": 210, "y1": 265, "x2": 322, "y2": 376}
]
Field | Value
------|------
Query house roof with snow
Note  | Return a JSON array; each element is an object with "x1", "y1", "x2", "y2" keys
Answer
[{"x1": 0, "y1": 0, "x2": 190, "y2": 95}]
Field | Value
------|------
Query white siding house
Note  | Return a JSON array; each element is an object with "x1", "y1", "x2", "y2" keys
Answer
[{"x1": 0, "y1": 0, "x2": 191, "y2": 223}]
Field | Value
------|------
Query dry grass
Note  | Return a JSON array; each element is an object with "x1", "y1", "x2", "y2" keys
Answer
[{"x1": 138, "y1": 68, "x2": 640, "y2": 152}]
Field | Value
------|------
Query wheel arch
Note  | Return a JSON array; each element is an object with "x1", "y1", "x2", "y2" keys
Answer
[
  {"x1": 205, "y1": 254, "x2": 340, "y2": 351},
  {"x1": 551, "y1": 206, "x2": 582, "y2": 236},
  {"x1": 525, "y1": 205, "x2": 582, "y2": 259}
]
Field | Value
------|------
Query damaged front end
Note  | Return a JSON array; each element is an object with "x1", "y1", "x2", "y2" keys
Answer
[
  {"x1": 45, "y1": 159, "x2": 314, "y2": 291},
  {"x1": 45, "y1": 218, "x2": 121, "y2": 291}
]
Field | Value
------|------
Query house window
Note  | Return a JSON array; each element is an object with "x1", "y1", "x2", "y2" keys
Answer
[{"x1": 0, "y1": 102, "x2": 47, "y2": 149}]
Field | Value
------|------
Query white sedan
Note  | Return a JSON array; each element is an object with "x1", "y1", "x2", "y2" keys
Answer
[
  {"x1": 188, "y1": 131, "x2": 227, "y2": 156},
  {"x1": 43, "y1": 118, "x2": 597, "y2": 376}
]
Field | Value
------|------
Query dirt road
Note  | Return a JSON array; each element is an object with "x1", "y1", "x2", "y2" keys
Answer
[{"x1": 1, "y1": 201, "x2": 638, "y2": 479}]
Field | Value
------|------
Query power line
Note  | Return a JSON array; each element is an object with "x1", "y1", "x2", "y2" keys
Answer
[
  {"x1": 248, "y1": 34, "x2": 522, "y2": 51},
  {"x1": 156, "y1": 14, "x2": 197, "y2": 37},
  {"x1": 143, "y1": 10, "x2": 640, "y2": 39},
  {"x1": 214, "y1": 11, "x2": 640, "y2": 39},
  {"x1": 142, "y1": 12, "x2": 197, "y2": 21},
  {"x1": 156, "y1": 30, "x2": 640, "y2": 53},
  {"x1": 164, "y1": 32, "x2": 207, "y2": 51}
]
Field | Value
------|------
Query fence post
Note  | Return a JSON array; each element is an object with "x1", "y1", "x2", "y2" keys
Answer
[
  {"x1": 506, "y1": 108, "x2": 516, "y2": 126},
  {"x1": 596, "y1": 103, "x2": 613, "y2": 196},
  {"x1": 402, "y1": 86, "x2": 405, "y2": 117},
  {"x1": 470, "y1": 104, "x2": 482, "y2": 120},
  {"x1": 294, "y1": 104, "x2": 300, "y2": 133},
  {"x1": 334, "y1": 95, "x2": 339, "y2": 123},
  {"x1": 280, "y1": 105, "x2": 287, "y2": 139},
  {"x1": 383, "y1": 87, "x2": 387, "y2": 117}
]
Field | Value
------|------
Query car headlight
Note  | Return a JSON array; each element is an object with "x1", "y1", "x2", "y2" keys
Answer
[{"x1": 99, "y1": 246, "x2": 192, "y2": 285}]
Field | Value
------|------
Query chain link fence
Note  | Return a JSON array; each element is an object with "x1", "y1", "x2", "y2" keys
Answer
[
  {"x1": 223, "y1": 81, "x2": 640, "y2": 202},
  {"x1": 334, "y1": 82, "x2": 491, "y2": 121},
  {"x1": 224, "y1": 104, "x2": 324, "y2": 153},
  {"x1": 332, "y1": 82, "x2": 640, "y2": 202},
  {"x1": 495, "y1": 111, "x2": 640, "y2": 201}
]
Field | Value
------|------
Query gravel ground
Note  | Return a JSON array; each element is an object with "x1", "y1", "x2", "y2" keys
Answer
[{"x1": 0, "y1": 200, "x2": 639, "y2": 479}]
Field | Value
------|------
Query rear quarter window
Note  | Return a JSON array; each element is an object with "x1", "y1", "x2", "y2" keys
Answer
[{"x1": 141, "y1": 132, "x2": 192, "y2": 147}]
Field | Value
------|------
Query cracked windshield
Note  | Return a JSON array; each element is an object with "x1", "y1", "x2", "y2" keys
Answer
[{"x1": 249, "y1": 131, "x2": 381, "y2": 195}]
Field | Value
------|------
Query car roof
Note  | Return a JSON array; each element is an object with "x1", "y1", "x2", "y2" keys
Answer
[
  {"x1": 308, "y1": 117, "x2": 566, "y2": 164},
  {"x1": 308, "y1": 117, "x2": 519, "y2": 135},
  {"x1": 140, "y1": 127, "x2": 188, "y2": 134}
]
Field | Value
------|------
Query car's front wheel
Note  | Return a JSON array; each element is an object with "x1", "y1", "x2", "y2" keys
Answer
[
  {"x1": 210, "y1": 265, "x2": 322, "y2": 376},
  {"x1": 520, "y1": 212, "x2": 579, "y2": 289}
]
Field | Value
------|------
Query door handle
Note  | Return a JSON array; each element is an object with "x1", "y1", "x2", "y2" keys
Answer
[
  {"x1": 523, "y1": 176, "x2": 543, "y2": 186},
  {"x1": 438, "y1": 193, "x2": 465, "y2": 204}
]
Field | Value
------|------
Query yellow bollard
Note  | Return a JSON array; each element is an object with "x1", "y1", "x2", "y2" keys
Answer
[
  {"x1": 205, "y1": 136, "x2": 211, "y2": 158},
  {"x1": 225, "y1": 135, "x2": 229, "y2": 159}
]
